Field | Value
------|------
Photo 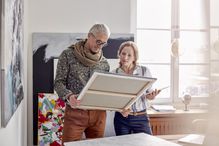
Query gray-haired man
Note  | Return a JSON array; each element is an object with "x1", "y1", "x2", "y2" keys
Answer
[{"x1": 54, "y1": 24, "x2": 111, "y2": 143}]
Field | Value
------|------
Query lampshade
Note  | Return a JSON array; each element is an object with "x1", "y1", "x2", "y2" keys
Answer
[{"x1": 171, "y1": 39, "x2": 179, "y2": 57}]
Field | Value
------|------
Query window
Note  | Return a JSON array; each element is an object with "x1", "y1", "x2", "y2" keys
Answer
[
  {"x1": 210, "y1": 0, "x2": 219, "y2": 97},
  {"x1": 136, "y1": 0, "x2": 210, "y2": 104}
]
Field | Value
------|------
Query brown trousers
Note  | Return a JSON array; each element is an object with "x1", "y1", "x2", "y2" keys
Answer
[{"x1": 62, "y1": 105, "x2": 106, "y2": 144}]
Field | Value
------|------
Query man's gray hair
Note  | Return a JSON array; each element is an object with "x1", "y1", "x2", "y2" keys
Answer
[{"x1": 89, "y1": 24, "x2": 111, "y2": 38}]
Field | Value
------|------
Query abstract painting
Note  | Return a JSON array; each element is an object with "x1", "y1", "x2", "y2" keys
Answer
[
  {"x1": 0, "y1": 0, "x2": 24, "y2": 127},
  {"x1": 38, "y1": 93, "x2": 65, "y2": 146}
]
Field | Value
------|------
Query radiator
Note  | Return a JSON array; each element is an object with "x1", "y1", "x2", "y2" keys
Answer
[{"x1": 150, "y1": 117, "x2": 190, "y2": 135}]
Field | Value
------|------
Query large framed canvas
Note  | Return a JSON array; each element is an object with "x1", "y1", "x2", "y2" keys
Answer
[
  {"x1": 76, "y1": 72, "x2": 157, "y2": 111},
  {"x1": 38, "y1": 93, "x2": 65, "y2": 146},
  {"x1": 0, "y1": 0, "x2": 24, "y2": 127}
]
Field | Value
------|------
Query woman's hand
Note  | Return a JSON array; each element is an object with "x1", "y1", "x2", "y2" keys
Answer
[
  {"x1": 120, "y1": 109, "x2": 131, "y2": 117},
  {"x1": 67, "y1": 94, "x2": 80, "y2": 108},
  {"x1": 146, "y1": 89, "x2": 160, "y2": 100}
]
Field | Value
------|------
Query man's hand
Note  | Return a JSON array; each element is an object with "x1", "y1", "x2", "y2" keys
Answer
[{"x1": 67, "y1": 94, "x2": 80, "y2": 108}]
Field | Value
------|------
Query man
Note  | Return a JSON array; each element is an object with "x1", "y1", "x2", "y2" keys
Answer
[{"x1": 54, "y1": 24, "x2": 111, "y2": 143}]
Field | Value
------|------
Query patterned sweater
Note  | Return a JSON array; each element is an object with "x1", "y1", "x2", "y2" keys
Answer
[{"x1": 54, "y1": 47, "x2": 110, "y2": 101}]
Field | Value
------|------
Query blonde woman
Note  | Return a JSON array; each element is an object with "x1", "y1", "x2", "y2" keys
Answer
[{"x1": 113, "y1": 41, "x2": 160, "y2": 135}]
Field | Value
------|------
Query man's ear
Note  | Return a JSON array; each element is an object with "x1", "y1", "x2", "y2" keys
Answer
[{"x1": 88, "y1": 33, "x2": 92, "y2": 38}]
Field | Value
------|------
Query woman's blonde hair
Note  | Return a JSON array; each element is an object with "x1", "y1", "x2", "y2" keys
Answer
[{"x1": 117, "y1": 41, "x2": 139, "y2": 67}]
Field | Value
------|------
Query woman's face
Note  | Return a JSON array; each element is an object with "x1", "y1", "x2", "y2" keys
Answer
[{"x1": 119, "y1": 46, "x2": 135, "y2": 68}]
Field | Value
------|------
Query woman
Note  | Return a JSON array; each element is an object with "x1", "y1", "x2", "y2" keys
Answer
[{"x1": 113, "y1": 41, "x2": 160, "y2": 136}]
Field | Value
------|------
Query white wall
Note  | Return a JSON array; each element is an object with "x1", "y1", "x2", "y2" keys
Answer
[
  {"x1": 29, "y1": 0, "x2": 131, "y2": 33},
  {"x1": 0, "y1": 0, "x2": 28, "y2": 145},
  {"x1": 0, "y1": 103, "x2": 26, "y2": 146},
  {"x1": 28, "y1": 0, "x2": 132, "y2": 145}
]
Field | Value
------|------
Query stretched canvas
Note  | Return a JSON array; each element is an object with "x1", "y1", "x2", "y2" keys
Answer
[
  {"x1": 76, "y1": 72, "x2": 157, "y2": 111},
  {"x1": 0, "y1": 0, "x2": 24, "y2": 127},
  {"x1": 38, "y1": 93, "x2": 65, "y2": 146}
]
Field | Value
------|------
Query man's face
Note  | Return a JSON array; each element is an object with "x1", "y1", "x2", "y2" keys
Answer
[{"x1": 87, "y1": 33, "x2": 108, "y2": 54}]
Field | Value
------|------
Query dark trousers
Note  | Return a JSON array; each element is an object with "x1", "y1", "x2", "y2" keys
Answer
[
  {"x1": 114, "y1": 111, "x2": 152, "y2": 136},
  {"x1": 62, "y1": 105, "x2": 106, "y2": 144}
]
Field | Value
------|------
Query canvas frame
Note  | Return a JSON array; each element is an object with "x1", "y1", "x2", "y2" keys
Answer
[{"x1": 76, "y1": 72, "x2": 157, "y2": 111}]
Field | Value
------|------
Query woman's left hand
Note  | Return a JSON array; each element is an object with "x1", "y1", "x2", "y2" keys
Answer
[{"x1": 146, "y1": 89, "x2": 160, "y2": 100}]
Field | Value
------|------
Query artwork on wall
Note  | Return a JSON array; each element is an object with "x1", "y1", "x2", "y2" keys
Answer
[
  {"x1": 38, "y1": 93, "x2": 65, "y2": 146},
  {"x1": 0, "y1": 0, "x2": 24, "y2": 127},
  {"x1": 32, "y1": 33, "x2": 134, "y2": 145}
]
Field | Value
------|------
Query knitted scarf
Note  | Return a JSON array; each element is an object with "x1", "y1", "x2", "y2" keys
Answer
[{"x1": 70, "y1": 40, "x2": 103, "y2": 67}]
